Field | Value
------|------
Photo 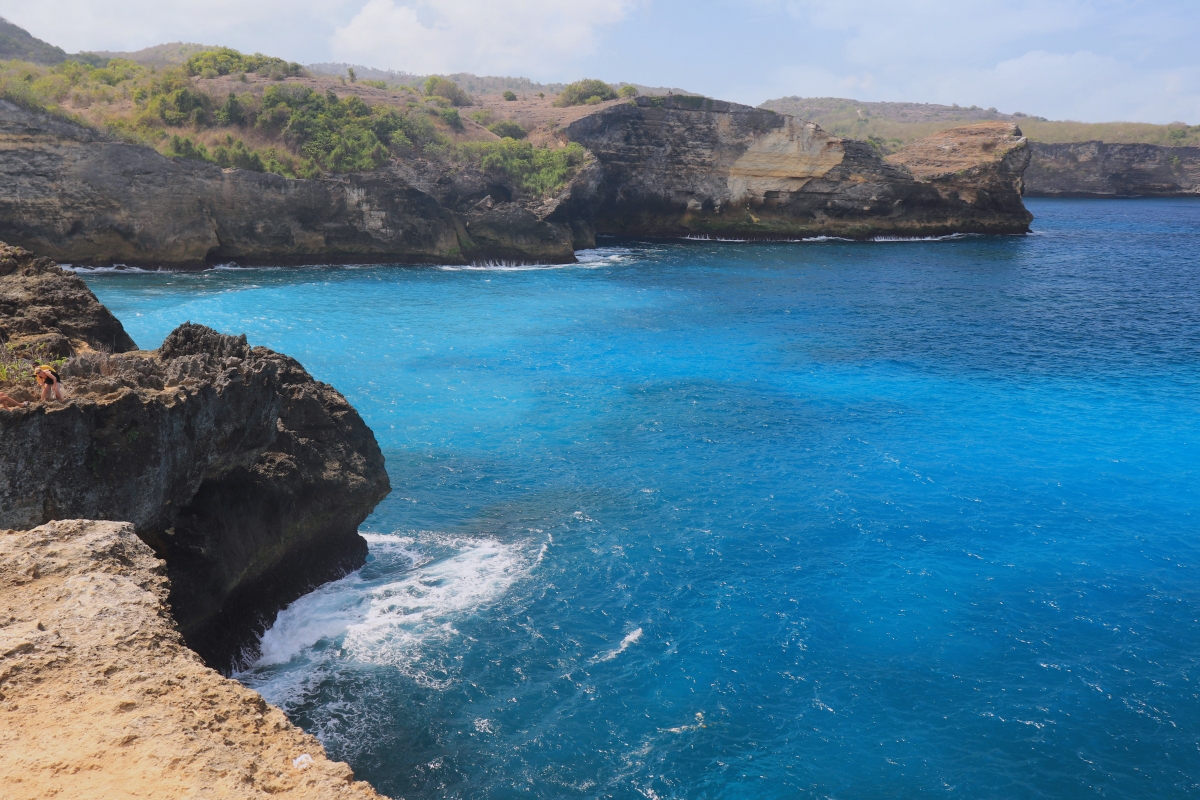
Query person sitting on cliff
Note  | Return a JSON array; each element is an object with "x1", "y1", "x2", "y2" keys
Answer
[
  {"x1": 34, "y1": 364, "x2": 63, "y2": 401},
  {"x1": 0, "y1": 390, "x2": 27, "y2": 408}
]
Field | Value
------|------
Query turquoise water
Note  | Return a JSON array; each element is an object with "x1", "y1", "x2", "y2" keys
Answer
[{"x1": 83, "y1": 199, "x2": 1200, "y2": 798}]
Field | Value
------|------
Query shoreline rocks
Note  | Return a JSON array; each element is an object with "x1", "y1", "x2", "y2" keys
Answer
[
  {"x1": 0, "y1": 520, "x2": 387, "y2": 799},
  {"x1": 562, "y1": 98, "x2": 1032, "y2": 239},
  {"x1": 1025, "y1": 141, "x2": 1200, "y2": 197},
  {"x1": 0, "y1": 243, "x2": 390, "y2": 671},
  {"x1": 0, "y1": 96, "x2": 1035, "y2": 271}
]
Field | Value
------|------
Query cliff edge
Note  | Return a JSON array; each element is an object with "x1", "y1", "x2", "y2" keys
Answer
[
  {"x1": 0, "y1": 520, "x2": 386, "y2": 799},
  {"x1": 0, "y1": 243, "x2": 390, "y2": 670},
  {"x1": 561, "y1": 97, "x2": 1032, "y2": 239},
  {"x1": 1024, "y1": 141, "x2": 1200, "y2": 197}
]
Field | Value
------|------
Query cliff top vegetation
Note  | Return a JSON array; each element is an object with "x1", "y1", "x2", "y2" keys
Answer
[
  {"x1": 0, "y1": 48, "x2": 588, "y2": 195},
  {"x1": 761, "y1": 95, "x2": 1200, "y2": 151}
]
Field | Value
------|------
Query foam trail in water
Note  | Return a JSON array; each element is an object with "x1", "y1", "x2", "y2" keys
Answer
[
  {"x1": 241, "y1": 532, "x2": 529, "y2": 696},
  {"x1": 593, "y1": 627, "x2": 643, "y2": 662}
]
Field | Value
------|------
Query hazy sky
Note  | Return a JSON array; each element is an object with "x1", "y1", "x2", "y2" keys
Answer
[{"x1": 3, "y1": 0, "x2": 1197, "y2": 123}]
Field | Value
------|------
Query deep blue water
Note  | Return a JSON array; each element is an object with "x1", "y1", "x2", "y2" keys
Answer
[{"x1": 83, "y1": 199, "x2": 1200, "y2": 799}]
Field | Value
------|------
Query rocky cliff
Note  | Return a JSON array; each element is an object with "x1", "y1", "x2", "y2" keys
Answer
[
  {"x1": 0, "y1": 243, "x2": 390, "y2": 670},
  {"x1": 0, "y1": 99, "x2": 588, "y2": 269},
  {"x1": 1025, "y1": 141, "x2": 1200, "y2": 197},
  {"x1": 561, "y1": 97, "x2": 1032, "y2": 239},
  {"x1": 0, "y1": 520, "x2": 387, "y2": 799},
  {"x1": 1, "y1": 95, "x2": 1033, "y2": 268}
]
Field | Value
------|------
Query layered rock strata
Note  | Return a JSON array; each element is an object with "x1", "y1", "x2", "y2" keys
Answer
[
  {"x1": 0, "y1": 99, "x2": 589, "y2": 269},
  {"x1": 0, "y1": 244, "x2": 390, "y2": 669},
  {"x1": 0, "y1": 520, "x2": 386, "y2": 799},
  {"x1": 1025, "y1": 141, "x2": 1200, "y2": 197},
  {"x1": 561, "y1": 97, "x2": 1032, "y2": 239}
]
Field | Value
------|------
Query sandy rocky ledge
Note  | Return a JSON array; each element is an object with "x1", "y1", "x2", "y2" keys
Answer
[{"x1": 0, "y1": 519, "x2": 387, "y2": 799}]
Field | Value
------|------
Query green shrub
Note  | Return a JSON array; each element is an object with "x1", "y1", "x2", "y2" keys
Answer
[
  {"x1": 487, "y1": 120, "x2": 526, "y2": 139},
  {"x1": 618, "y1": 85, "x2": 638, "y2": 98},
  {"x1": 502, "y1": 90, "x2": 517, "y2": 101},
  {"x1": 361, "y1": 79, "x2": 389, "y2": 90},
  {"x1": 424, "y1": 76, "x2": 472, "y2": 106},
  {"x1": 554, "y1": 79, "x2": 615, "y2": 107},
  {"x1": 211, "y1": 136, "x2": 265, "y2": 171},
  {"x1": 437, "y1": 107, "x2": 463, "y2": 130},
  {"x1": 469, "y1": 108, "x2": 494, "y2": 125},
  {"x1": 457, "y1": 139, "x2": 588, "y2": 196},
  {"x1": 183, "y1": 47, "x2": 303, "y2": 80},
  {"x1": 164, "y1": 134, "x2": 210, "y2": 161}
]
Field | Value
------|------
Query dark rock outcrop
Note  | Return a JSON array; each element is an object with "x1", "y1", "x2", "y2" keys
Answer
[
  {"x1": 0, "y1": 99, "x2": 587, "y2": 269},
  {"x1": 0, "y1": 241, "x2": 137, "y2": 355},
  {"x1": 561, "y1": 97, "x2": 1032, "y2": 239},
  {"x1": 0, "y1": 246, "x2": 390, "y2": 670},
  {"x1": 1025, "y1": 141, "x2": 1200, "y2": 197}
]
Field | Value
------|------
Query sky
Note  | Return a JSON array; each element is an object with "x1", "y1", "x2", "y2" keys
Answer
[{"x1": 2, "y1": 0, "x2": 1197, "y2": 124}]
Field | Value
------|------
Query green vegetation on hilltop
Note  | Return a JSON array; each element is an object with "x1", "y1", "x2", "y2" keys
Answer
[
  {"x1": 0, "y1": 48, "x2": 458, "y2": 176},
  {"x1": 486, "y1": 120, "x2": 526, "y2": 139},
  {"x1": 183, "y1": 47, "x2": 304, "y2": 80},
  {"x1": 424, "y1": 76, "x2": 472, "y2": 106},
  {"x1": 555, "y1": 79, "x2": 616, "y2": 107},
  {"x1": 456, "y1": 140, "x2": 588, "y2": 197},
  {"x1": 0, "y1": 47, "x2": 590, "y2": 194}
]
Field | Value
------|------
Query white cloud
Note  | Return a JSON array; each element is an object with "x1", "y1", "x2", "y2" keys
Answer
[{"x1": 331, "y1": 0, "x2": 635, "y2": 75}]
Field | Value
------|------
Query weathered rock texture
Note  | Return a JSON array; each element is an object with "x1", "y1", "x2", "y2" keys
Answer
[
  {"x1": 561, "y1": 97, "x2": 1032, "y2": 239},
  {"x1": 1025, "y1": 141, "x2": 1200, "y2": 197},
  {"x1": 0, "y1": 246, "x2": 390, "y2": 670},
  {"x1": 0, "y1": 520, "x2": 387, "y2": 799},
  {"x1": 0, "y1": 99, "x2": 587, "y2": 268},
  {"x1": 0, "y1": 240, "x2": 136, "y2": 355}
]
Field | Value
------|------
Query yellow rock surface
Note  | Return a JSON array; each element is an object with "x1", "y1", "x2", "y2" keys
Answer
[{"x1": 0, "y1": 520, "x2": 387, "y2": 800}]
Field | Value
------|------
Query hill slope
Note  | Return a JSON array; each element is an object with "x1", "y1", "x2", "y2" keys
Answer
[{"x1": 0, "y1": 17, "x2": 67, "y2": 64}]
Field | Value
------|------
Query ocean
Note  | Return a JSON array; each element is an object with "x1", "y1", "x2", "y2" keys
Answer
[{"x1": 83, "y1": 198, "x2": 1200, "y2": 798}]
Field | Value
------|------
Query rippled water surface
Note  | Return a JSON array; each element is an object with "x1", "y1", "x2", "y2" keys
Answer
[{"x1": 84, "y1": 199, "x2": 1200, "y2": 799}]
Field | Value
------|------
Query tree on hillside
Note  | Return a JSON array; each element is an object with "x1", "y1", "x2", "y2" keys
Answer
[{"x1": 554, "y1": 79, "x2": 616, "y2": 107}]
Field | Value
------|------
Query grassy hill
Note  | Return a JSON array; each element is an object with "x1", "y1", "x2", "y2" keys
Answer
[
  {"x1": 0, "y1": 46, "x2": 591, "y2": 197},
  {"x1": 0, "y1": 17, "x2": 67, "y2": 64},
  {"x1": 89, "y1": 42, "x2": 217, "y2": 68},
  {"x1": 308, "y1": 63, "x2": 690, "y2": 100},
  {"x1": 761, "y1": 96, "x2": 1200, "y2": 151}
]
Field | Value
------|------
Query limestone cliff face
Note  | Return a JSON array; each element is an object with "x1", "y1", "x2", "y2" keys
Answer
[
  {"x1": 0, "y1": 99, "x2": 585, "y2": 268},
  {"x1": 0, "y1": 245, "x2": 390, "y2": 669},
  {"x1": 562, "y1": 97, "x2": 1033, "y2": 239},
  {"x1": 0, "y1": 520, "x2": 387, "y2": 799},
  {"x1": 1025, "y1": 141, "x2": 1200, "y2": 197}
]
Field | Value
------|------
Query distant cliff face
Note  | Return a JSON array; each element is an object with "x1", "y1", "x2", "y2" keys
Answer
[
  {"x1": 562, "y1": 97, "x2": 1032, "y2": 239},
  {"x1": 0, "y1": 245, "x2": 390, "y2": 670},
  {"x1": 0, "y1": 100, "x2": 587, "y2": 269},
  {"x1": 1025, "y1": 141, "x2": 1200, "y2": 197}
]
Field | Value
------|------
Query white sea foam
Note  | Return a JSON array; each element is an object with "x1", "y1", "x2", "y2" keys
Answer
[
  {"x1": 341, "y1": 536, "x2": 527, "y2": 685},
  {"x1": 242, "y1": 531, "x2": 530, "y2": 693},
  {"x1": 439, "y1": 247, "x2": 634, "y2": 271},
  {"x1": 62, "y1": 264, "x2": 156, "y2": 273},
  {"x1": 593, "y1": 627, "x2": 643, "y2": 662}
]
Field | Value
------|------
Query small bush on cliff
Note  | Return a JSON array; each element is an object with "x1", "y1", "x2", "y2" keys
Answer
[
  {"x1": 457, "y1": 139, "x2": 588, "y2": 197},
  {"x1": 503, "y1": 90, "x2": 517, "y2": 101},
  {"x1": 618, "y1": 85, "x2": 638, "y2": 98},
  {"x1": 554, "y1": 79, "x2": 615, "y2": 107},
  {"x1": 424, "y1": 76, "x2": 472, "y2": 106},
  {"x1": 487, "y1": 120, "x2": 526, "y2": 139}
]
